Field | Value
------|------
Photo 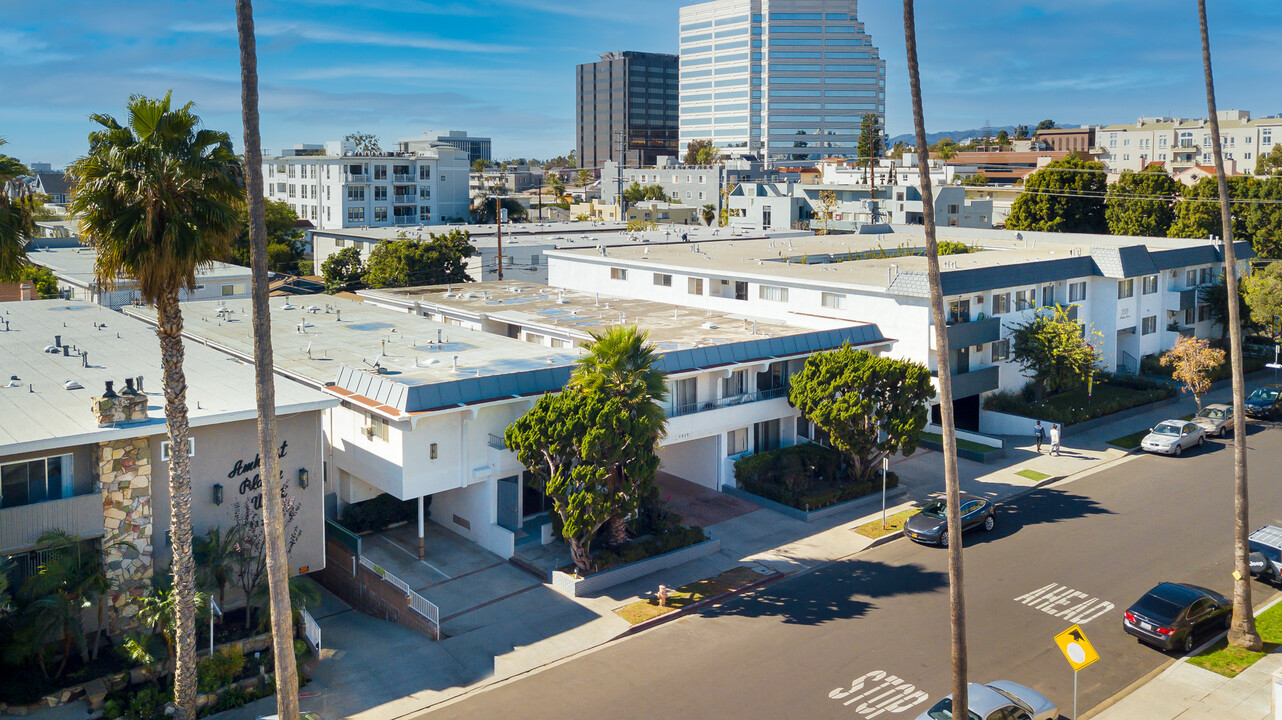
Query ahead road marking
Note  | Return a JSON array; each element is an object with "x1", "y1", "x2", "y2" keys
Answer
[
  {"x1": 1015, "y1": 583, "x2": 1114, "y2": 624},
  {"x1": 829, "y1": 670, "x2": 929, "y2": 718}
]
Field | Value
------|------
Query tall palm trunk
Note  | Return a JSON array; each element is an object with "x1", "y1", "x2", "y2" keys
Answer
[
  {"x1": 235, "y1": 2, "x2": 303, "y2": 716},
  {"x1": 1198, "y1": 0, "x2": 1261, "y2": 651},
  {"x1": 903, "y1": 1, "x2": 968, "y2": 713},
  {"x1": 156, "y1": 288, "x2": 198, "y2": 720}
]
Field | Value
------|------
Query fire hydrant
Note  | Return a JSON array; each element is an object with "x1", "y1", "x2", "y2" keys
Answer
[{"x1": 657, "y1": 584, "x2": 670, "y2": 607}]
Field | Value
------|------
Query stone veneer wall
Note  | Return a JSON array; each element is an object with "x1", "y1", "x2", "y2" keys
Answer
[{"x1": 99, "y1": 437, "x2": 154, "y2": 631}]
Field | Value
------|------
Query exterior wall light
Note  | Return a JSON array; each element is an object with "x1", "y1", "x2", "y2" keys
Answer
[
  {"x1": 213, "y1": 483, "x2": 224, "y2": 506},
  {"x1": 298, "y1": 468, "x2": 309, "y2": 489},
  {"x1": 430, "y1": 443, "x2": 438, "y2": 459}
]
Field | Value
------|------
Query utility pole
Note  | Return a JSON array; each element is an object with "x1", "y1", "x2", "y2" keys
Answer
[
  {"x1": 495, "y1": 167, "x2": 505, "y2": 281},
  {"x1": 616, "y1": 130, "x2": 627, "y2": 221}
]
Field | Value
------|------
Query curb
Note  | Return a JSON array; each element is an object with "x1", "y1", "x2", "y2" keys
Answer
[{"x1": 611, "y1": 570, "x2": 786, "y2": 640}]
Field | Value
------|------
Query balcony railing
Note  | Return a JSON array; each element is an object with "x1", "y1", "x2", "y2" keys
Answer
[
  {"x1": 945, "y1": 316, "x2": 1002, "y2": 348},
  {"x1": 665, "y1": 386, "x2": 788, "y2": 418},
  {"x1": 393, "y1": 173, "x2": 416, "y2": 183},
  {"x1": 394, "y1": 195, "x2": 417, "y2": 204},
  {"x1": 487, "y1": 433, "x2": 507, "y2": 450},
  {"x1": 1, "y1": 491, "x2": 105, "y2": 553},
  {"x1": 343, "y1": 172, "x2": 369, "y2": 183}
]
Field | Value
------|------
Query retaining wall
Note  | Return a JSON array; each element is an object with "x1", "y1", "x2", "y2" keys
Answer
[
  {"x1": 551, "y1": 538, "x2": 721, "y2": 597},
  {"x1": 722, "y1": 484, "x2": 907, "y2": 522}
]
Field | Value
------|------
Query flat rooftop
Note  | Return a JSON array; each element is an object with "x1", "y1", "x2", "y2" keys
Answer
[
  {"x1": 362, "y1": 281, "x2": 820, "y2": 349},
  {"x1": 26, "y1": 246, "x2": 252, "y2": 284},
  {"x1": 0, "y1": 301, "x2": 335, "y2": 455},
  {"x1": 309, "y1": 221, "x2": 811, "y2": 251},
  {"x1": 125, "y1": 295, "x2": 580, "y2": 388},
  {"x1": 546, "y1": 225, "x2": 1245, "y2": 296}
]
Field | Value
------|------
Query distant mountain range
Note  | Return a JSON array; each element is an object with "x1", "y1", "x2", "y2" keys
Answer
[{"x1": 887, "y1": 125, "x2": 1069, "y2": 146}]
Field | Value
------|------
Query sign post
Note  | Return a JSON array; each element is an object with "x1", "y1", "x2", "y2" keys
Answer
[
  {"x1": 881, "y1": 456, "x2": 888, "y2": 529},
  {"x1": 1054, "y1": 624, "x2": 1100, "y2": 719}
]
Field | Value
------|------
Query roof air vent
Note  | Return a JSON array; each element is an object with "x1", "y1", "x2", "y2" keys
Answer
[
  {"x1": 5, "y1": 375, "x2": 19, "y2": 388},
  {"x1": 64, "y1": 380, "x2": 83, "y2": 391}
]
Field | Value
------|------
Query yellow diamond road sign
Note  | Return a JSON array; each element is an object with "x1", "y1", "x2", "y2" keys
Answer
[{"x1": 1054, "y1": 624, "x2": 1099, "y2": 671}]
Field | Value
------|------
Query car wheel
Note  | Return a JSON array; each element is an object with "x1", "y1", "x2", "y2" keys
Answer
[
  {"x1": 1224, "y1": 613, "x2": 1232, "y2": 631},
  {"x1": 1182, "y1": 633, "x2": 1195, "y2": 654},
  {"x1": 983, "y1": 514, "x2": 995, "y2": 532},
  {"x1": 1174, "y1": 443, "x2": 1183, "y2": 456},
  {"x1": 940, "y1": 531, "x2": 949, "y2": 548},
  {"x1": 1198, "y1": 435, "x2": 1205, "y2": 447}
]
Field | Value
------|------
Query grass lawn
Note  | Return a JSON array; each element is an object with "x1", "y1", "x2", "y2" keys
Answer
[
  {"x1": 1015, "y1": 469, "x2": 1051, "y2": 482},
  {"x1": 854, "y1": 507, "x2": 920, "y2": 539},
  {"x1": 921, "y1": 431, "x2": 997, "y2": 455},
  {"x1": 1107, "y1": 414, "x2": 1197, "y2": 450},
  {"x1": 1187, "y1": 600, "x2": 1282, "y2": 677},
  {"x1": 613, "y1": 566, "x2": 767, "y2": 625}
]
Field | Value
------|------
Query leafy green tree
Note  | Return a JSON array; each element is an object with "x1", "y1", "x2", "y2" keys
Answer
[
  {"x1": 321, "y1": 245, "x2": 365, "y2": 292},
  {"x1": 1015, "y1": 125, "x2": 1030, "y2": 139},
  {"x1": 12, "y1": 264, "x2": 57, "y2": 296},
  {"x1": 1241, "y1": 177, "x2": 1282, "y2": 260},
  {"x1": 622, "y1": 181, "x2": 667, "y2": 203},
  {"x1": 1243, "y1": 261, "x2": 1282, "y2": 329},
  {"x1": 683, "y1": 139, "x2": 719, "y2": 166},
  {"x1": 937, "y1": 241, "x2": 973, "y2": 255},
  {"x1": 995, "y1": 129, "x2": 1010, "y2": 146},
  {"x1": 1105, "y1": 168, "x2": 1178, "y2": 237},
  {"x1": 1199, "y1": 273, "x2": 1260, "y2": 340},
  {"x1": 0, "y1": 137, "x2": 36, "y2": 280},
  {"x1": 506, "y1": 327, "x2": 666, "y2": 572},
  {"x1": 1256, "y1": 145, "x2": 1282, "y2": 176},
  {"x1": 1035, "y1": 119, "x2": 1056, "y2": 131},
  {"x1": 1006, "y1": 155, "x2": 1107, "y2": 233},
  {"x1": 701, "y1": 203, "x2": 716, "y2": 226},
  {"x1": 931, "y1": 137, "x2": 959, "y2": 160},
  {"x1": 787, "y1": 345, "x2": 934, "y2": 483},
  {"x1": 226, "y1": 199, "x2": 304, "y2": 274},
  {"x1": 344, "y1": 131, "x2": 381, "y2": 155},
  {"x1": 471, "y1": 196, "x2": 528, "y2": 224},
  {"x1": 1168, "y1": 175, "x2": 1251, "y2": 241},
  {"x1": 959, "y1": 173, "x2": 989, "y2": 187},
  {"x1": 363, "y1": 231, "x2": 476, "y2": 288},
  {"x1": 1008, "y1": 305, "x2": 1102, "y2": 402},
  {"x1": 471, "y1": 158, "x2": 491, "y2": 173},
  {"x1": 69, "y1": 92, "x2": 240, "y2": 715}
]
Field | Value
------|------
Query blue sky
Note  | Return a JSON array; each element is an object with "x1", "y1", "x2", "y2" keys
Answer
[{"x1": 2, "y1": 1, "x2": 1280, "y2": 167}]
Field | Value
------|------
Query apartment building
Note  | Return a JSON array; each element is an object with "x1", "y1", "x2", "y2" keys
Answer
[
  {"x1": 678, "y1": 0, "x2": 886, "y2": 162},
  {"x1": 135, "y1": 293, "x2": 887, "y2": 560},
  {"x1": 1033, "y1": 127, "x2": 1096, "y2": 154},
  {"x1": 600, "y1": 156, "x2": 771, "y2": 210},
  {"x1": 727, "y1": 182, "x2": 992, "y2": 230},
  {"x1": 1093, "y1": 110, "x2": 1282, "y2": 174},
  {"x1": 819, "y1": 154, "x2": 957, "y2": 186},
  {"x1": 400, "y1": 131, "x2": 492, "y2": 165},
  {"x1": 576, "y1": 51, "x2": 680, "y2": 170},
  {"x1": 2, "y1": 301, "x2": 334, "y2": 623},
  {"x1": 26, "y1": 245, "x2": 254, "y2": 309},
  {"x1": 263, "y1": 139, "x2": 471, "y2": 230},
  {"x1": 544, "y1": 226, "x2": 1251, "y2": 430}
]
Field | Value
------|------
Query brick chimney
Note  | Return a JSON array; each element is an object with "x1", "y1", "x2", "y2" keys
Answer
[{"x1": 93, "y1": 379, "x2": 149, "y2": 427}]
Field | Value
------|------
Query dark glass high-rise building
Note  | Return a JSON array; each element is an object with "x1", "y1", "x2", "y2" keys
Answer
[{"x1": 576, "y1": 51, "x2": 679, "y2": 171}]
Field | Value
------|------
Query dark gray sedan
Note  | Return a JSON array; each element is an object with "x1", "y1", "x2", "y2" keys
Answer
[{"x1": 903, "y1": 493, "x2": 996, "y2": 547}]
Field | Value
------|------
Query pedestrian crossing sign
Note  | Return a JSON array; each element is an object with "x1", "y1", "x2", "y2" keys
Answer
[{"x1": 1054, "y1": 624, "x2": 1099, "y2": 671}]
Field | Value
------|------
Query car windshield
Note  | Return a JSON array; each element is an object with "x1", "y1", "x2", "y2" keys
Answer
[
  {"x1": 919, "y1": 501, "x2": 947, "y2": 519},
  {"x1": 925, "y1": 698, "x2": 982, "y2": 720},
  {"x1": 1133, "y1": 592, "x2": 1185, "y2": 623},
  {"x1": 1151, "y1": 423, "x2": 1182, "y2": 436},
  {"x1": 1198, "y1": 408, "x2": 1226, "y2": 419},
  {"x1": 1249, "y1": 388, "x2": 1280, "y2": 402}
]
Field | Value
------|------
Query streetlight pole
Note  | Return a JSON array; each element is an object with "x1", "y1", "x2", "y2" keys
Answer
[{"x1": 494, "y1": 194, "x2": 504, "y2": 281}]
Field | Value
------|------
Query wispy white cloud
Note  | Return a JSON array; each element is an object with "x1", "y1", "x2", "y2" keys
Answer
[{"x1": 172, "y1": 19, "x2": 522, "y2": 54}]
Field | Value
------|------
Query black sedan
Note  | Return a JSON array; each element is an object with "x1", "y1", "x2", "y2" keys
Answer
[
  {"x1": 1122, "y1": 582, "x2": 1232, "y2": 653},
  {"x1": 903, "y1": 493, "x2": 995, "y2": 547},
  {"x1": 1245, "y1": 385, "x2": 1282, "y2": 419}
]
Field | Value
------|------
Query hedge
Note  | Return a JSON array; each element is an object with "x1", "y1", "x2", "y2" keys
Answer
[{"x1": 733, "y1": 443, "x2": 897, "y2": 511}]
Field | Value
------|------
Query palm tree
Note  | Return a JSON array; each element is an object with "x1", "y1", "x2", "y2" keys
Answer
[
  {"x1": 251, "y1": 576, "x2": 321, "y2": 631},
  {"x1": 1197, "y1": 0, "x2": 1262, "y2": 652},
  {"x1": 903, "y1": 1, "x2": 969, "y2": 714},
  {"x1": 235, "y1": 4, "x2": 303, "y2": 718},
  {"x1": 194, "y1": 526, "x2": 241, "y2": 610},
  {"x1": 0, "y1": 137, "x2": 36, "y2": 279},
  {"x1": 26, "y1": 531, "x2": 126, "y2": 662},
  {"x1": 68, "y1": 93, "x2": 242, "y2": 720}
]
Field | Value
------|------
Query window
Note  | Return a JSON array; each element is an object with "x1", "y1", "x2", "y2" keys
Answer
[
  {"x1": 419, "y1": 207, "x2": 431, "y2": 222},
  {"x1": 1014, "y1": 288, "x2": 1035, "y2": 311},
  {"x1": 347, "y1": 187, "x2": 365, "y2": 202},
  {"x1": 653, "y1": 273, "x2": 673, "y2": 287},
  {"x1": 373, "y1": 165, "x2": 387, "y2": 180},
  {"x1": 374, "y1": 186, "x2": 387, "y2": 201},
  {"x1": 759, "y1": 284, "x2": 789, "y2": 302},
  {"x1": 947, "y1": 204, "x2": 959, "y2": 214},
  {"x1": 1185, "y1": 307, "x2": 1195, "y2": 325},
  {"x1": 1069, "y1": 282, "x2": 1086, "y2": 302},
  {"x1": 1199, "y1": 267, "x2": 1212, "y2": 285},
  {"x1": 1041, "y1": 284, "x2": 1055, "y2": 307},
  {"x1": 335, "y1": 238, "x2": 346, "y2": 248},
  {"x1": 1, "y1": 454, "x2": 74, "y2": 508},
  {"x1": 610, "y1": 267, "x2": 628, "y2": 281},
  {"x1": 688, "y1": 277, "x2": 704, "y2": 295},
  {"x1": 1117, "y1": 279, "x2": 1134, "y2": 299},
  {"x1": 667, "y1": 377, "x2": 698, "y2": 413},
  {"x1": 991, "y1": 339, "x2": 1010, "y2": 362},
  {"x1": 160, "y1": 438, "x2": 196, "y2": 461},
  {"x1": 347, "y1": 208, "x2": 365, "y2": 223},
  {"x1": 727, "y1": 428, "x2": 749, "y2": 455},
  {"x1": 991, "y1": 292, "x2": 1010, "y2": 315},
  {"x1": 722, "y1": 370, "x2": 746, "y2": 398},
  {"x1": 1186, "y1": 269, "x2": 1198, "y2": 287},
  {"x1": 1142, "y1": 315, "x2": 1157, "y2": 335},
  {"x1": 374, "y1": 207, "x2": 387, "y2": 222},
  {"x1": 1198, "y1": 304, "x2": 1211, "y2": 322},
  {"x1": 525, "y1": 333, "x2": 544, "y2": 344},
  {"x1": 753, "y1": 419, "x2": 781, "y2": 452},
  {"x1": 821, "y1": 292, "x2": 846, "y2": 310},
  {"x1": 221, "y1": 284, "x2": 236, "y2": 296},
  {"x1": 1142, "y1": 275, "x2": 1158, "y2": 294}
]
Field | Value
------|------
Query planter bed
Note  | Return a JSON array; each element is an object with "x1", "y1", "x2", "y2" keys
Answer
[
  {"x1": 723, "y1": 483, "x2": 908, "y2": 523},
  {"x1": 551, "y1": 538, "x2": 721, "y2": 598},
  {"x1": 919, "y1": 432, "x2": 1005, "y2": 463}
]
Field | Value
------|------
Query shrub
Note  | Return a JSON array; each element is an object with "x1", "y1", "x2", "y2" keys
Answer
[
  {"x1": 197, "y1": 647, "x2": 246, "y2": 693},
  {"x1": 340, "y1": 493, "x2": 425, "y2": 533},
  {"x1": 103, "y1": 686, "x2": 170, "y2": 720},
  {"x1": 592, "y1": 524, "x2": 707, "y2": 572},
  {"x1": 734, "y1": 443, "x2": 894, "y2": 511}
]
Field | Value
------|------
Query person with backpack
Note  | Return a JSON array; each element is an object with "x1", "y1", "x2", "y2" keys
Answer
[
  {"x1": 1050, "y1": 423, "x2": 1062, "y2": 456},
  {"x1": 1033, "y1": 420, "x2": 1045, "y2": 453}
]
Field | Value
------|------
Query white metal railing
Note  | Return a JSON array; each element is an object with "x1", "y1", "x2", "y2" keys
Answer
[
  {"x1": 359, "y1": 556, "x2": 440, "y2": 636},
  {"x1": 300, "y1": 605, "x2": 321, "y2": 652}
]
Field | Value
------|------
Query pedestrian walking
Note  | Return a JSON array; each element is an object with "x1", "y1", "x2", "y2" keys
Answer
[
  {"x1": 682, "y1": 232, "x2": 689, "y2": 242},
  {"x1": 1033, "y1": 420, "x2": 1045, "y2": 453},
  {"x1": 1050, "y1": 423, "x2": 1062, "y2": 456}
]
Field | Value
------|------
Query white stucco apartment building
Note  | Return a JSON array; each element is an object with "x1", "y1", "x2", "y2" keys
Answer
[
  {"x1": 1093, "y1": 110, "x2": 1282, "y2": 174},
  {"x1": 26, "y1": 245, "x2": 254, "y2": 309},
  {"x1": 263, "y1": 139, "x2": 471, "y2": 230}
]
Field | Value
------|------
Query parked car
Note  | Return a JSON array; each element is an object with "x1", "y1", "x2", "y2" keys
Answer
[
  {"x1": 916, "y1": 681, "x2": 1057, "y2": 720},
  {"x1": 1122, "y1": 582, "x2": 1232, "y2": 653},
  {"x1": 1140, "y1": 420, "x2": 1205, "y2": 456},
  {"x1": 1245, "y1": 385, "x2": 1282, "y2": 419},
  {"x1": 903, "y1": 493, "x2": 995, "y2": 547},
  {"x1": 1191, "y1": 404, "x2": 1234, "y2": 437},
  {"x1": 1248, "y1": 525, "x2": 1282, "y2": 585}
]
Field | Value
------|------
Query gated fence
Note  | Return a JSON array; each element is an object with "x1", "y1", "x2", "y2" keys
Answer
[
  {"x1": 300, "y1": 605, "x2": 322, "y2": 652},
  {"x1": 358, "y1": 555, "x2": 441, "y2": 639}
]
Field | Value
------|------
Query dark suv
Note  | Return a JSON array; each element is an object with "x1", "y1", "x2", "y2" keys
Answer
[
  {"x1": 1245, "y1": 385, "x2": 1282, "y2": 419},
  {"x1": 1249, "y1": 525, "x2": 1282, "y2": 584}
]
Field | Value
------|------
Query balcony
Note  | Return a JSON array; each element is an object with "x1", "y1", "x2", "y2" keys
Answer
[
  {"x1": 0, "y1": 491, "x2": 104, "y2": 553},
  {"x1": 666, "y1": 386, "x2": 788, "y2": 418},
  {"x1": 393, "y1": 173, "x2": 416, "y2": 183},
  {"x1": 1172, "y1": 287, "x2": 1197, "y2": 311},
  {"x1": 343, "y1": 172, "x2": 369, "y2": 183},
  {"x1": 394, "y1": 195, "x2": 417, "y2": 204},
  {"x1": 944, "y1": 316, "x2": 1002, "y2": 348},
  {"x1": 487, "y1": 433, "x2": 506, "y2": 450},
  {"x1": 936, "y1": 365, "x2": 1000, "y2": 400}
]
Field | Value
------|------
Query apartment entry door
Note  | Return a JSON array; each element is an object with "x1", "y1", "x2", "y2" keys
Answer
[
  {"x1": 497, "y1": 476, "x2": 520, "y2": 532},
  {"x1": 956, "y1": 346, "x2": 970, "y2": 374}
]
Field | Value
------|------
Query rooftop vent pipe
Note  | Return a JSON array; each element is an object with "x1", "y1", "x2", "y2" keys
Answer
[{"x1": 5, "y1": 375, "x2": 18, "y2": 388}]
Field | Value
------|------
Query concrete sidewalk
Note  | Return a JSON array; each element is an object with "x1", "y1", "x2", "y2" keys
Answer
[{"x1": 1089, "y1": 651, "x2": 1281, "y2": 720}]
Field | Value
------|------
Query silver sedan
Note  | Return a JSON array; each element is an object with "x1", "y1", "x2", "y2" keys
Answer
[
  {"x1": 1191, "y1": 404, "x2": 1233, "y2": 437},
  {"x1": 1141, "y1": 420, "x2": 1206, "y2": 456}
]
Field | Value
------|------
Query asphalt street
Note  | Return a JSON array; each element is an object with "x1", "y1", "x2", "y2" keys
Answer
[{"x1": 423, "y1": 422, "x2": 1282, "y2": 720}]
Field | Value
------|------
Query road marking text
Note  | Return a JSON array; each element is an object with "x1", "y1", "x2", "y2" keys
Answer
[
  {"x1": 829, "y1": 670, "x2": 929, "y2": 718},
  {"x1": 1015, "y1": 583, "x2": 1114, "y2": 624}
]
